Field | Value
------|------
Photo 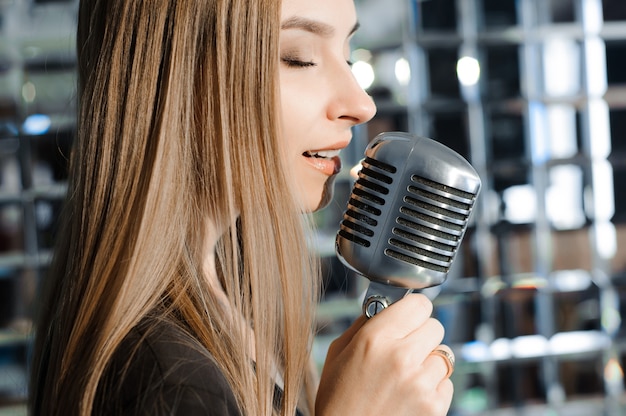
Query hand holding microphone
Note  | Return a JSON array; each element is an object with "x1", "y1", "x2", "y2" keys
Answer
[
  {"x1": 317, "y1": 132, "x2": 480, "y2": 415},
  {"x1": 316, "y1": 293, "x2": 455, "y2": 416}
]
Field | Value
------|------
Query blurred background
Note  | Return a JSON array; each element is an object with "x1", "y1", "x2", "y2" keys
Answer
[{"x1": 0, "y1": 0, "x2": 625, "y2": 414}]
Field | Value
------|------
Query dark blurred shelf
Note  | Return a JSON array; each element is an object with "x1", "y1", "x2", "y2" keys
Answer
[
  {"x1": 0, "y1": 183, "x2": 67, "y2": 204},
  {"x1": 0, "y1": 251, "x2": 52, "y2": 270}
]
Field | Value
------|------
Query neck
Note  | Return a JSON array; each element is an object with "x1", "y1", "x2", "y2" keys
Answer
[
  {"x1": 202, "y1": 218, "x2": 258, "y2": 363},
  {"x1": 203, "y1": 218, "x2": 228, "y2": 303}
]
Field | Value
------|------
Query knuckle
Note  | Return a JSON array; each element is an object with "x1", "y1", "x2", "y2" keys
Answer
[
  {"x1": 387, "y1": 346, "x2": 413, "y2": 373},
  {"x1": 356, "y1": 326, "x2": 385, "y2": 356},
  {"x1": 412, "y1": 372, "x2": 432, "y2": 393},
  {"x1": 426, "y1": 317, "x2": 445, "y2": 339},
  {"x1": 441, "y1": 377, "x2": 454, "y2": 395},
  {"x1": 422, "y1": 400, "x2": 439, "y2": 415},
  {"x1": 431, "y1": 401, "x2": 448, "y2": 416},
  {"x1": 411, "y1": 293, "x2": 433, "y2": 318},
  {"x1": 419, "y1": 391, "x2": 449, "y2": 416}
]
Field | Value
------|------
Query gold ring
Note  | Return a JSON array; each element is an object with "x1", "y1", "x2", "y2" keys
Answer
[{"x1": 431, "y1": 349, "x2": 455, "y2": 378}]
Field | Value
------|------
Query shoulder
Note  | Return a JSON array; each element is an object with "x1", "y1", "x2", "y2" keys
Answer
[{"x1": 96, "y1": 317, "x2": 242, "y2": 416}]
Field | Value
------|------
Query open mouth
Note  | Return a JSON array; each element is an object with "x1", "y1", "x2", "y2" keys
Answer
[
  {"x1": 302, "y1": 149, "x2": 342, "y2": 159},
  {"x1": 302, "y1": 149, "x2": 342, "y2": 175}
]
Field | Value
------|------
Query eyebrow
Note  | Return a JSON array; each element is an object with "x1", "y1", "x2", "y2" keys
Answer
[{"x1": 281, "y1": 16, "x2": 360, "y2": 38}]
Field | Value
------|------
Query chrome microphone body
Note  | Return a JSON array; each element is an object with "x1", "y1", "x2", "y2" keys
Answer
[{"x1": 335, "y1": 132, "x2": 481, "y2": 318}]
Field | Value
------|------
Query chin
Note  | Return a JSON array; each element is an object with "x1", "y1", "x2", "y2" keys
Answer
[{"x1": 313, "y1": 175, "x2": 337, "y2": 211}]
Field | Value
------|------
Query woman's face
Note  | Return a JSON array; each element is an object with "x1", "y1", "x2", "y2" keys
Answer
[{"x1": 279, "y1": 0, "x2": 377, "y2": 211}]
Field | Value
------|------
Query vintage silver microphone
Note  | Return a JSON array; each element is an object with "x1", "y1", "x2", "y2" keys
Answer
[{"x1": 336, "y1": 132, "x2": 481, "y2": 318}]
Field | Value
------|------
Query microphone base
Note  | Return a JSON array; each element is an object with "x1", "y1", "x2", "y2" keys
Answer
[{"x1": 363, "y1": 281, "x2": 412, "y2": 318}]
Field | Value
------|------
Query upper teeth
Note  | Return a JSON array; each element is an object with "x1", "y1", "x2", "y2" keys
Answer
[{"x1": 305, "y1": 149, "x2": 341, "y2": 158}]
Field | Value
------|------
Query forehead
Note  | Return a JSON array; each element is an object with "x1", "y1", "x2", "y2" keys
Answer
[{"x1": 280, "y1": 0, "x2": 358, "y2": 29}]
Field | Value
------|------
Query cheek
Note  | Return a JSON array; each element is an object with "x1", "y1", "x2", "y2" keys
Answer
[
  {"x1": 279, "y1": 76, "x2": 321, "y2": 139},
  {"x1": 278, "y1": 74, "x2": 333, "y2": 212}
]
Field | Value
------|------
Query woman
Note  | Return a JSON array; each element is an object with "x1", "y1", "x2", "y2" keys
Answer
[{"x1": 29, "y1": 0, "x2": 454, "y2": 414}]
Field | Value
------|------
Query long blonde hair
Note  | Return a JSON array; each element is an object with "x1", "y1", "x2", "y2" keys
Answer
[{"x1": 29, "y1": 0, "x2": 319, "y2": 414}]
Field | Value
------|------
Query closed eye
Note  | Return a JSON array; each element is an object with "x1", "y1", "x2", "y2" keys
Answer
[{"x1": 281, "y1": 57, "x2": 317, "y2": 68}]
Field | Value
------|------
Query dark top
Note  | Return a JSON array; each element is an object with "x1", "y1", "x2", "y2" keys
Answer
[
  {"x1": 95, "y1": 316, "x2": 304, "y2": 415},
  {"x1": 95, "y1": 317, "x2": 242, "y2": 415}
]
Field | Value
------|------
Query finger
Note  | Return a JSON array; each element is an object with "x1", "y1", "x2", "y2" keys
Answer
[
  {"x1": 399, "y1": 317, "x2": 445, "y2": 364},
  {"x1": 437, "y1": 378, "x2": 454, "y2": 413},
  {"x1": 327, "y1": 315, "x2": 368, "y2": 356},
  {"x1": 424, "y1": 345, "x2": 456, "y2": 381},
  {"x1": 364, "y1": 293, "x2": 433, "y2": 338}
]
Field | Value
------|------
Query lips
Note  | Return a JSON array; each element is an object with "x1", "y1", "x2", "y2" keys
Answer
[{"x1": 302, "y1": 149, "x2": 343, "y2": 176}]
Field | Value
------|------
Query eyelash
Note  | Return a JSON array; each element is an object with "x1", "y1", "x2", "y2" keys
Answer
[
  {"x1": 281, "y1": 57, "x2": 317, "y2": 68},
  {"x1": 281, "y1": 58, "x2": 354, "y2": 68}
]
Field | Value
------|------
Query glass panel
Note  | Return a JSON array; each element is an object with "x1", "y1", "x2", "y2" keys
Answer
[
  {"x1": 489, "y1": 110, "x2": 526, "y2": 162},
  {"x1": 430, "y1": 111, "x2": 470, "y2": 158},
  {"x1": 484, "y1": 44, "x2": 521, "y2": 100},
  {"x1": 612, "y1": 165, "x2": 626, "y2": 224},
  {"x1": 436, "y1": 291, "x2": 482, "y2": 344},
  {"x1": 603, "y1": 0, "x2": 626, "y2": 22},
  {"x1": 0, "y1": 203, "x2": 23, "y2": 255},
  {"x1": 420, "y1": 0, "x2": 457, "y2": 31},
  {"x1": 494, "y1": 287, "x2": 538, "y2": 338},
  {"x1": 427, "y1": 47, "x2": 462, "y2": 99},
  {"x1": 552, "y1": 229, "x2": 592, "y2": 270},
  {"x1": 482, "y1": 0, "x2": 518, "y2": 28},
  {"x1": 609, "y1": 109, "x2": 626, "y2": 154},
  {"x1": 605, "y1": 40, "x2": 626, "y2": 85},
  {"x1": 553, "y1": 278, "x2": 601, "y2": 332},
  {"x1": 613, "y1": 224, "x2": 626, "y2": 276},
  {"x1": 495, "y1": 362, "x2": 546, "y2": 406},
  {"x1": 559, "y1": 357, "x2": 605, "y2": 398},
  {"x1": 0, "y1": 269, "x2": 18, "y2": 327},
  {"x1": 496, "y1": 228, "x2": 535, "y2": 275},
  {"x1": 550, "y1": 0, "x2": 576, "y2": 23},
  {"x1": 29, "y1": 130, "x2": 73, "y2": 185}
]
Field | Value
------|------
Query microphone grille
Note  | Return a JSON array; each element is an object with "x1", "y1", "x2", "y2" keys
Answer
[
  {"x1": 335, "y1": 132, "x2": 482, "y2": 289},
  {"x1": 386, "y1": 174, "x2": 478, "y2": 272},
  {"x1": 337, "y1": 156, "x2": 396, "y2": 248}
]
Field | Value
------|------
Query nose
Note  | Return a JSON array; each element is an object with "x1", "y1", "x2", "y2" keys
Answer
[{"x1": 327, "y1": 65, "x2": 377, "y2": 126}]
